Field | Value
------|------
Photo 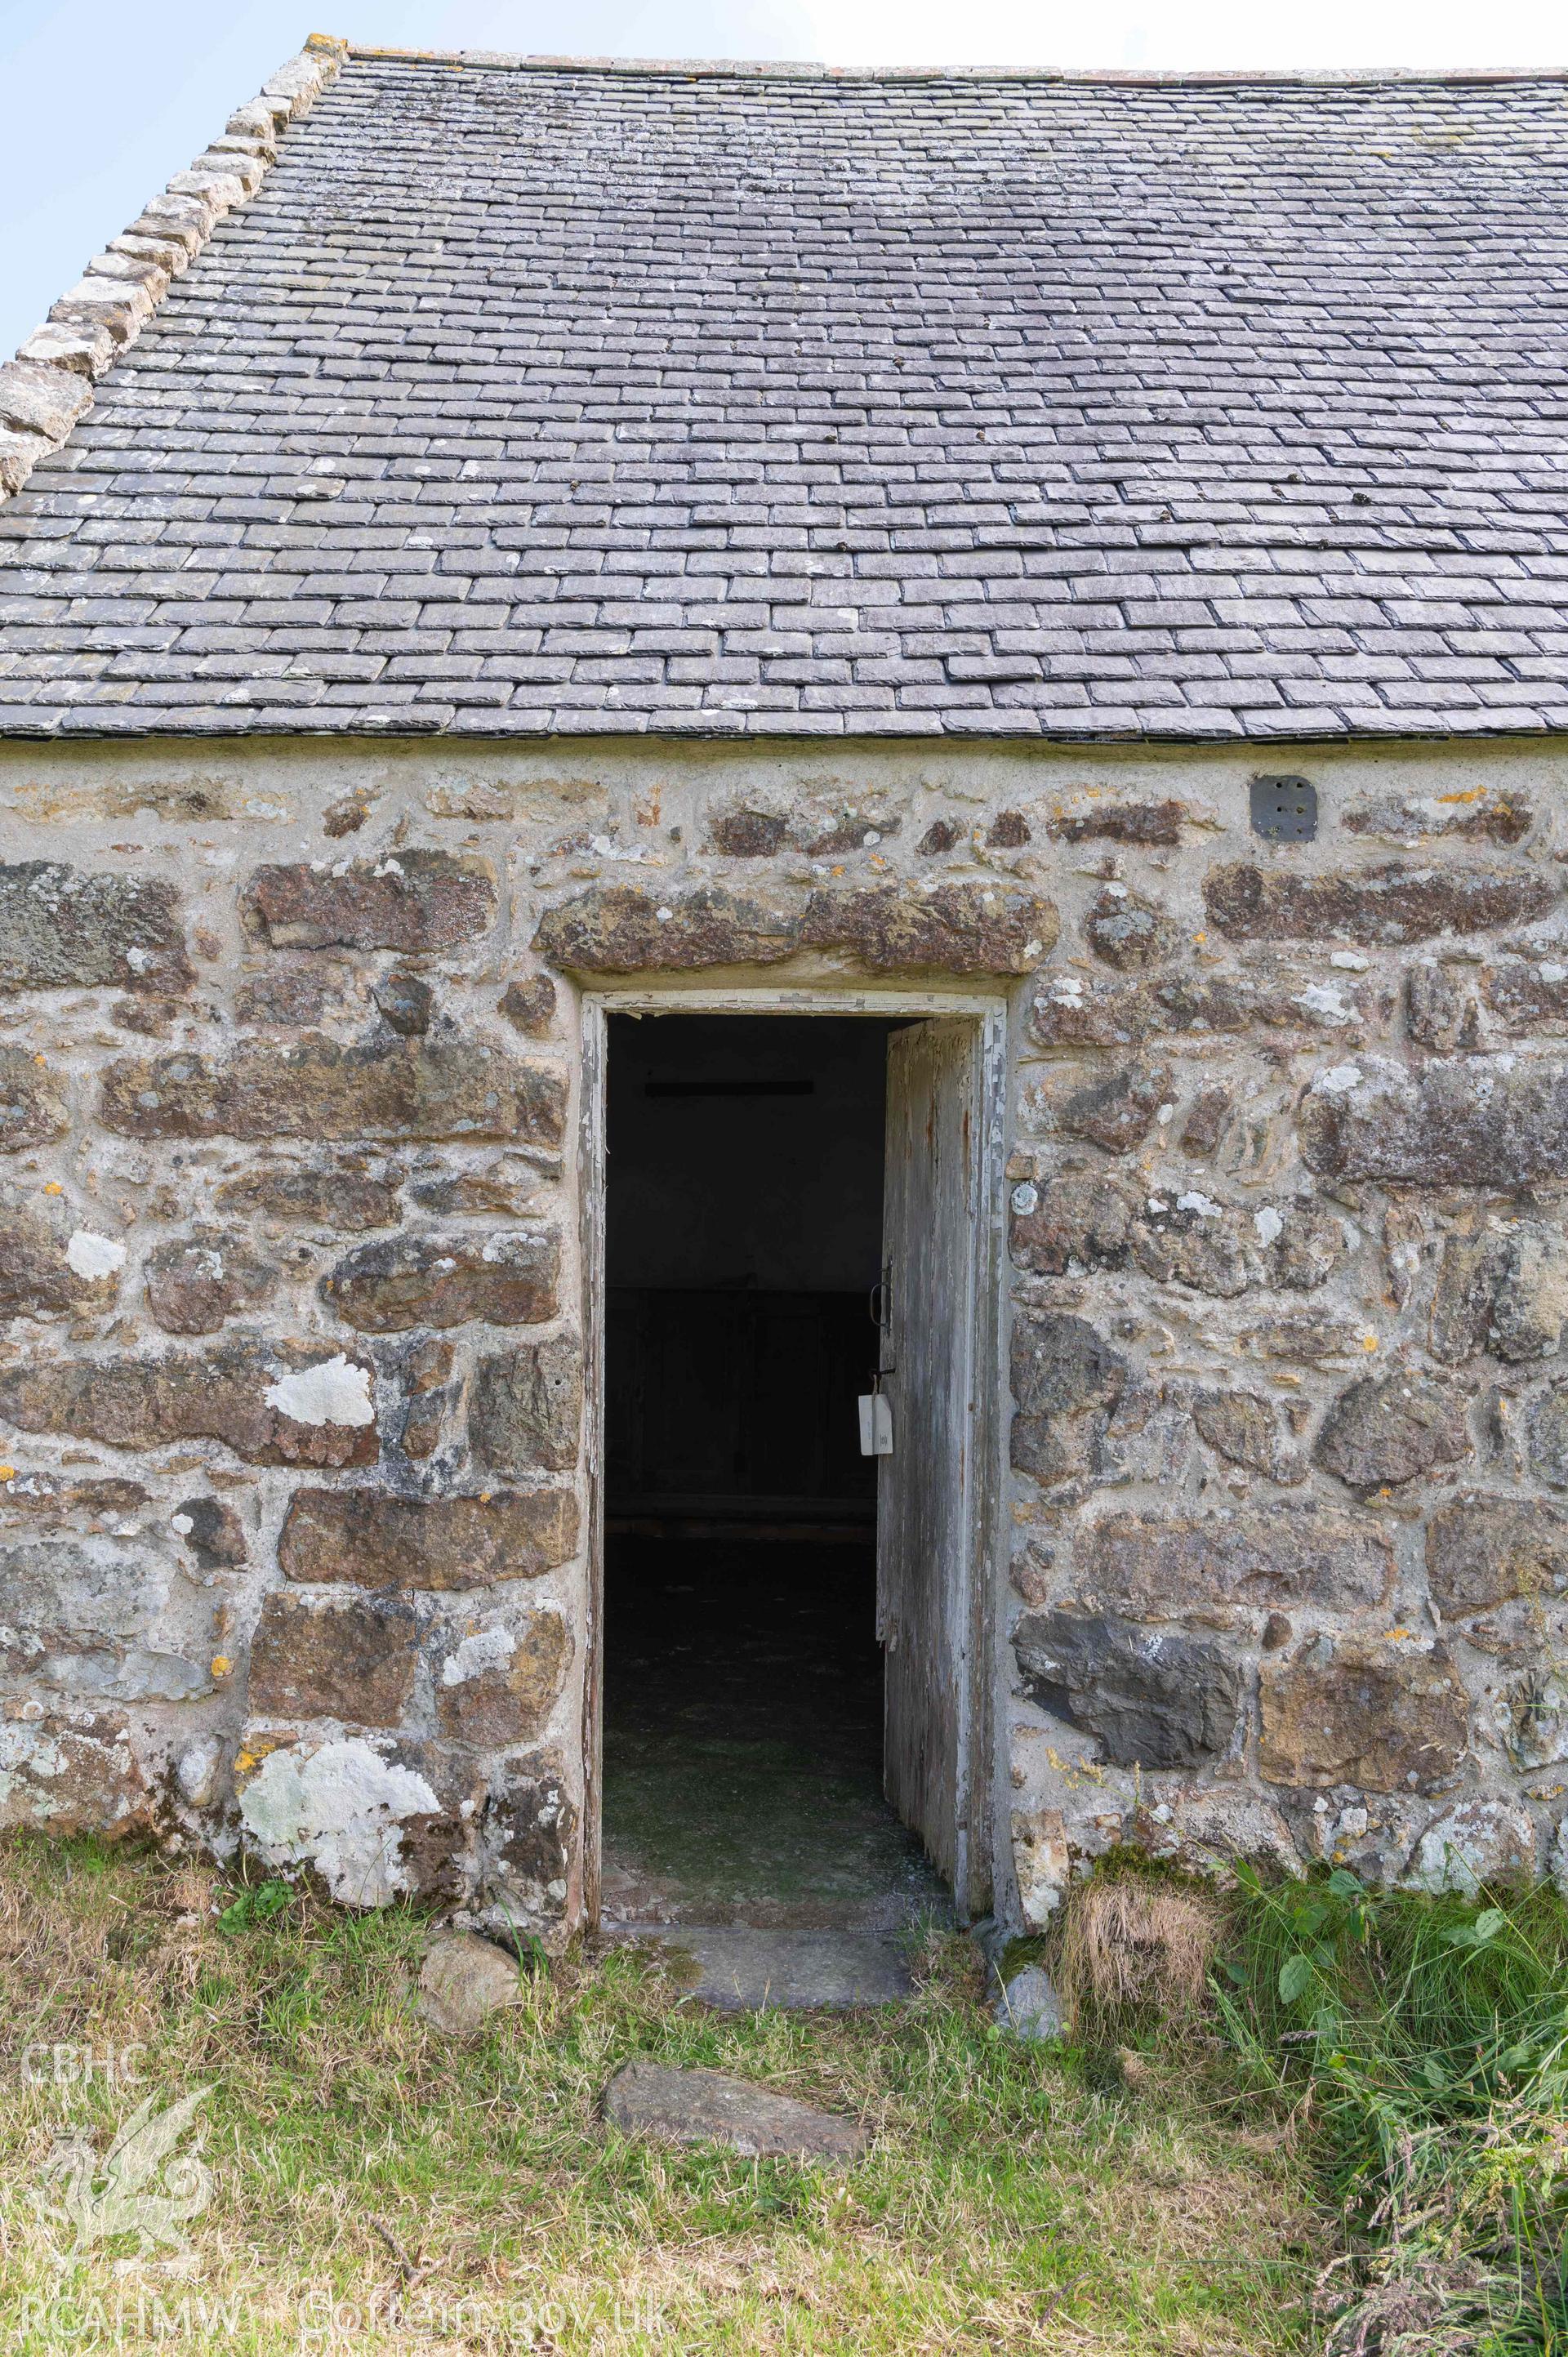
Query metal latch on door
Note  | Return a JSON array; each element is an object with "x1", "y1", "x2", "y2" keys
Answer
[
  {"x1": 860, "y1": 1270, "x2": 894, "y2": 1455},
  {"x1": 858, "y1": 1370, "x2": 893, "y2": 1457}
]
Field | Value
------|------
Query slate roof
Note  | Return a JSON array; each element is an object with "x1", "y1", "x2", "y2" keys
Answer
[{"x1": 5, "y1": 51, "x2": 1568, "y2": 739}]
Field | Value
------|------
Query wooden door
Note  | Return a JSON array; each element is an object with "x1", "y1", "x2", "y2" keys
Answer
[{"x1": 878, "y1": 1019, "x2": 978, "y2": 1900}]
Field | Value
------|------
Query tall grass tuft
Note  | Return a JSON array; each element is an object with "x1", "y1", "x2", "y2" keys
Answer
[
  {"x1": 1217, "y1": 1864, "x2": 1568, "y2": 2355},
  {"x1": 1057, "y1": 1872, "x2": 1225, "y2": 2038}
]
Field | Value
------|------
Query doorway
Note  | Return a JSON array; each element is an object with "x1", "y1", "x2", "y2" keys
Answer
[{"x1": 585, "y1": 996, "x2": 1003, "y2": 1937}]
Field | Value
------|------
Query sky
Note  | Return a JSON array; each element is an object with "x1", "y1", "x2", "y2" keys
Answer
[{"x1": 1, "y1": 0, "x2": 1563, "y2": 358}]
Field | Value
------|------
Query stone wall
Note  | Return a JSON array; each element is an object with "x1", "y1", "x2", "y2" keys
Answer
[{"x1": 1, "y1": 733, "x2": 1566, "y2": 1933}]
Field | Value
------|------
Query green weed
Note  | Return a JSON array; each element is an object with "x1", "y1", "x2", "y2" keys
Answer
[{"x1": 1218, "y1": 1863, "x2": 1568, "y2": 2355}]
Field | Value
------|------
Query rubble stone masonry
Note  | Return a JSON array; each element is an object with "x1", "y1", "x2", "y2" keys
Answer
[{"x1": 2, "y1": 729, "x2": 1567, "y2": 1936}]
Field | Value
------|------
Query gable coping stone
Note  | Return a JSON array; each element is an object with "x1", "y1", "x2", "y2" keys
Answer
[{"x1": 0, "y1": 35, "x2": 348, "y2": 503}]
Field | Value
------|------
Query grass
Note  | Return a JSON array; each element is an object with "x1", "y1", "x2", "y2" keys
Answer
[
  {"x1": 0, "y1": 1835, "x2": 1316, "y2": 2355},
  {"x1": 1214, "y1": 1865, "x2": 1568, "y2": 2357}
]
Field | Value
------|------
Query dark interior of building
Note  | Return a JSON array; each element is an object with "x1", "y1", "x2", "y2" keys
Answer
[{"x1": 600, "y1": 1012, "x2": 949, "y2": 1931}]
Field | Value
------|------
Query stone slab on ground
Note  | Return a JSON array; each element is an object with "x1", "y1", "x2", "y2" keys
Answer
[
  {"x1": 603, "y1": 2061, "x2": 868, "y2": 2163},
  {"x1": 618, "y1": 1925, "x2": 913, "y2": 2010},
  {"x1": 994, "y1": 1963, "x2": 1065, "y2": 2041},
  {"x1": 416, "y1": 1930, "x2": 525, "y2": 2035}
]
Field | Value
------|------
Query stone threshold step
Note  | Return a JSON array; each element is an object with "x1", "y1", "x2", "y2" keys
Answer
[{"x1": 603, "y1": 1923, "x2": 914, "y2": 2010}]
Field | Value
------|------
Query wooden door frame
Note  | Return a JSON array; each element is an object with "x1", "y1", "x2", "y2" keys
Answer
[{"x1": 577, "y1": 978, "x2": 1011, "y2": 1928}]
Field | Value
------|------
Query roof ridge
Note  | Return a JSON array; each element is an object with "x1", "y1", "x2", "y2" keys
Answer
[
  {"x1": 343, "y1": 45, "x2": 1568, "y2": 86},
  {"x1": 0, "y1": 34, "x2": 350, "y2": 507}
]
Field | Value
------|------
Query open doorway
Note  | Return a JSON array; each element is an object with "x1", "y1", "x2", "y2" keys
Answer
[
  {"x1": 599, "y1": 1012, "x2": 951, "y2": 1932},
  {"x1": 588, "y1": 996, "x2": 1003, "y2": 1945}
]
